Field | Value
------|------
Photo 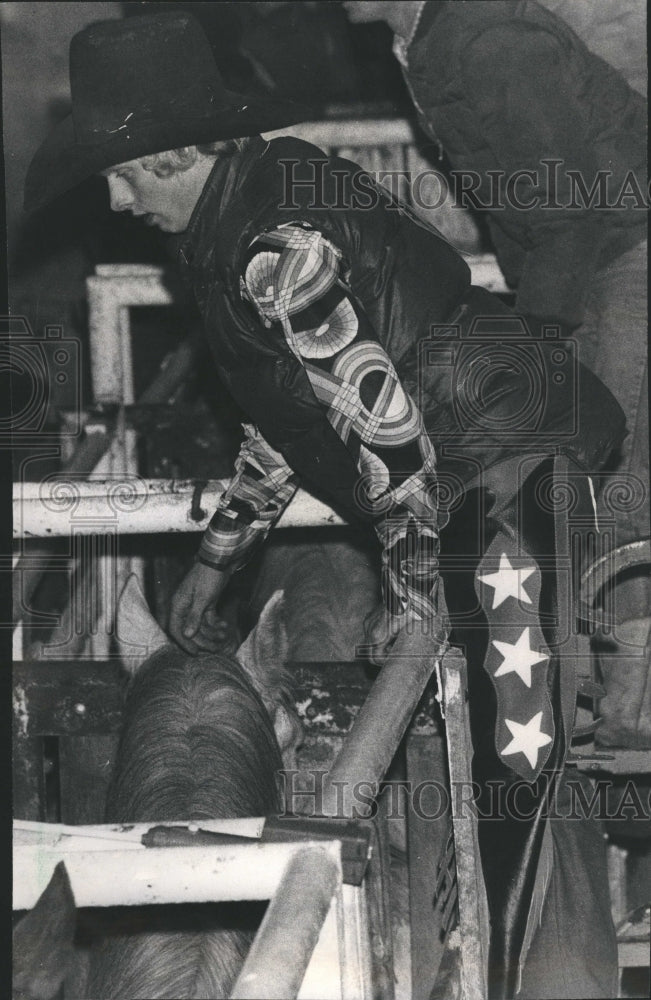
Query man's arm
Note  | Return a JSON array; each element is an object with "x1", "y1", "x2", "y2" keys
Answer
[
  {"x1": 242, "y1": 224, "x2": 442, "y2": 650},
  {"x1": 461, "y1": 23, "x2": 606, "y2": 328},
  {"x1": 169, "y1": 424, "x2": 299, "y2": 652},
  {"x1": 198, "y1": 423, "x2": 300, "y2": 571}
]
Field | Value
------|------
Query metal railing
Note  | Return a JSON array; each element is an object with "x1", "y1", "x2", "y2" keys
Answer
[
  {"x1": 13, "y1": 477, "x2": 347, "y2": 536},
  {"x1": 14, "y1": 821, "x2": 355, "y2": 1000}
]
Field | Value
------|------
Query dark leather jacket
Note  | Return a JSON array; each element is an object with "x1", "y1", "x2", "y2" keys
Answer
[{"x1": 176, "y1": 136, "x2": 625, "y2": 522}]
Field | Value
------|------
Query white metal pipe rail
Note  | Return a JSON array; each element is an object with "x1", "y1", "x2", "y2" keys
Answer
[
  {"x1": 14, "y1": 822, "x2": 356, "y2": 1000},
  {"x1": 13, "y1": 478, "x2": 346, "y2": 537},
  {"x1": 13, "y1": 834, "x2": 341, "y2": 911}
]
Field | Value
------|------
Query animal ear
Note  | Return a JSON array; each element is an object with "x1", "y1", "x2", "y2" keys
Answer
[
  {"x1": 237, "y1": 590, "x2": 303, "y2": 766},
  {"x1": 114, "y1": 573, "x2": 168, "y2": 675},
  {"x1": 13, "y1": 861, "x2": 77, "y2": 1000},
  {"x1": 236, "y1": 589, "x2": 289, "y2": 683},
  {"x1": 273, "y1": 703, "x2": 304, "y2": 761}
]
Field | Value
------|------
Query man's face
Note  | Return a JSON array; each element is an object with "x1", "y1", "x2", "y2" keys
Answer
[
  {"x1": 101, "y1": 157, "x2": 201, "y2": 233},
  {"x1": 341, "y1": 1, "x2": 388, "y2": 24}
]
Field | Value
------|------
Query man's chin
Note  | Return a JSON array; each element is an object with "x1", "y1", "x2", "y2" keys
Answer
[{"x1": 153, "y1": 217, "x2": 185, "y2": 234}]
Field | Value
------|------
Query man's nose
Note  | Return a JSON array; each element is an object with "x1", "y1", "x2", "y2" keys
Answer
[{"x1": 107, "y1": 176, "x2": 133, "y2": 212}]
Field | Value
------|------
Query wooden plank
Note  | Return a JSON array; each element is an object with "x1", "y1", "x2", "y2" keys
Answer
[
  {"x1": 13, "y1": 661, "x2": 439, "y2": 738},
  {"x1": 442, "y1": 649, "x2": 489, "y2": 1000},
  {"x1": 12, "y1": 736, "x2": 46, "y2": 821},
  {"x1": 58, "y1": 735, "x2": 119, "y2": 825},
  {"x1": 406, "y1": 732, "x2": 450, "y2": 1000},
  {"x1": 13, "y1": 662, "x2": 124, "y2": 737},
  {"x1": 618, "y1": 942, "x2": 651, "y2": 968},
  {"x1": 364, "y1": 804, "x2": 396, "y2": 1000}
]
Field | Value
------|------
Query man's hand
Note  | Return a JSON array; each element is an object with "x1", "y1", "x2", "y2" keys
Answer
[
  {"x1": 363, "y1": 605, "x2": 407, "y2": 667},
  {"x1": 169, "y1": 562, "x2": 232, "y2": 654},
  {"x1": 363, "y1": 604, "x2": 448, "y2": 666}
]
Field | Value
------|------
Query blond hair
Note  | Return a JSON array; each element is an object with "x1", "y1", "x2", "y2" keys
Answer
[{"x1": 141, "y1": 138, "x2": 249, "y2": 177}]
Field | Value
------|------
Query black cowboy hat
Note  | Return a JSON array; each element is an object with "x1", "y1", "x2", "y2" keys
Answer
[{"x1": 24, "y1": 11, "x2": 312, "y2": 212}]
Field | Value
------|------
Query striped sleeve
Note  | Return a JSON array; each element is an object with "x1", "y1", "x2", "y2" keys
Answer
[{"x1": 243, "y1": 223, "x2": 441, "y2": 620}]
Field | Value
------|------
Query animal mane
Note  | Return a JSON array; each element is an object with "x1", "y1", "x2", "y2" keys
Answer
[
  {"x1": 84, "y1": 646, "x2": 283, "y2": 999},
  {"x1": 106, "y1": 646, "x2": 283, "y2": 822},
  {"x1": 85, "y1": 921, "x2": 257, "y2": 999}
]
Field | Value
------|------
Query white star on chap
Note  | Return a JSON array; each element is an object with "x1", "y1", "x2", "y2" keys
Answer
[
  {"x1": 501, "y1": 712, "x2": 552, "y2": 770},
  {"x1": 492, "y1": 627, "x2": 549, "y2": 687},
  {"x1": 478, "y1": 553, "x2": 535, "y2": 609}
]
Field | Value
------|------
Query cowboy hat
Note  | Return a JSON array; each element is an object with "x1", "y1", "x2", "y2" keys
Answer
[{"x1": 24, "y1": 11, "x2": 311, "y2": 212}]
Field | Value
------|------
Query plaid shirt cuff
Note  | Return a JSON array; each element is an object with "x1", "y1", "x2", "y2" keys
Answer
[{"x1": 198, "y1": 425, "x2": 299, "y2": 573}]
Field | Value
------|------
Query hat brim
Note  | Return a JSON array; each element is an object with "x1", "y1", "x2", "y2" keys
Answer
[{"x1": 24, "y1": 93, "x2": 313, "y2": 212}]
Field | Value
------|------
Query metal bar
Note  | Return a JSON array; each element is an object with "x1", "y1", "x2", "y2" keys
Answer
[
  {"x1": 607, "y1": 844, "x2": 628, "y2": 927},
  {"x1": 95, "y1": 264, "x2": 169, "y2": 276},
  {"x1": 13, "y1": 431, "x2": 109, "y2": 618},
  {"x1": 14, "y1": 479, "x2": 346, "y2": 536},
  {"x1": 339, "y1": 883, "x2": 374, "y2": 1000},
  {"x1": 297, "y1": 896, "x2": 344, "y2": 1000},
  {"x1": 363, "y1": 798, "x2": 396, "y2": 1000},
  {"x1": 575, "y1": 750, "x2": 651, "y2": 775},
  {"x1": 322, "y1": 628, "x2": 446, "y2": 816},
  {"x1": 13, "y1": 619, "x2": 24, "y2": 661},
  {"x1": 88, "y1": 452, "x2": 127, "y2": 658},
  {"x1": 86, "y1": 268, "x2": 174, "y2": 405},
  {"x1": 406, "y1": 732, "x2": 449, "y2": 999},
  {"x1": 263, "y1": 118, "x2": 416, "y2": 148},
  {"x1": 13, "y1": 838, "x2": 340, "y2": 911},
  {"x1": 87, "y1": 266, "x2": 146, "y2": 652},
  {"x1": 441, "y1": 648, "x2": 489, "y2": 1000},
  {"x1": 14, "y1": 817, "x2": 266, "y2": 847},
  {"x1": 12, "y1": 337, "x2": 198, "y2": 616},
  {"x1": 230, "y1": 847, "x2": 341, "y2": 1000}
]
